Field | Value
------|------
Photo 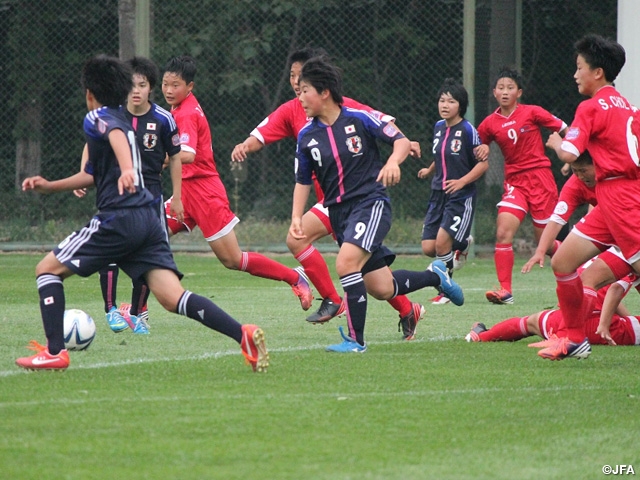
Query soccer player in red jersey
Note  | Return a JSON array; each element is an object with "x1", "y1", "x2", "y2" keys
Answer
[
  {"x1": 466, "y1": 250, "x2": 640, "y2": 347},
  {"x1": 232, "y1": 47, "x2": 424, "y2": 335},
  {"x1": 161, "y1": 55, "x2": 313, "y2": 311},
  {"x1": 478, "y1": 67, "x2": 567, "y2": 305},
  {"x1": 540, "y1": 34, "x2": 640, "y2": 360},
  {"x1": 521, "y1": 151, "x2": 596, "y2": 273}
]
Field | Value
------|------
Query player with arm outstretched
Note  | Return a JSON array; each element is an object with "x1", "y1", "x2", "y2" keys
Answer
[
  {"x1": 17, "y1": 55, "x2": 268, "y2": 372},
  {"x1": 291, "y1": 56, "x2": 463, "y2": 352},
  {"x1": 478, "y1": 67, "x2": 567, "y2": 305},
  {"x1": 232, "y1": 47, "x2": 424, "y2": 338}
]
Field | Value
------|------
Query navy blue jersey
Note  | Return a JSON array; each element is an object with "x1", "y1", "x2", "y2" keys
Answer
[
  {"x1": 83, "y1": 106, "x2": 153, "y2": 210},
  {"x1": 124, "y1": 103, "x2": 181, "y2": 198},
  {"x1": 296, "y1": 107, "x2": 405, "y2": 206},
  {"x1": 430, "y1": 119, "x2": 482, "y2": 197}
]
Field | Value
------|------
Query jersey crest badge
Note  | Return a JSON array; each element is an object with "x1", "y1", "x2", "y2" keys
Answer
[
  {"x1": 566, "y1": 127, "x2": 580, "y2": 141},
  {"x1": 147, "y1": 123, "x2": 157, "y2": 131},
  {"x1": 450, "y1": 139, "x2": 461, "y2": 153},
  {"x1": 345, "y1": 125, "x2": 356, "y2": 134},
  {"x1": 97, "y1": 118, "x2": 108, "y2": 134},
  {"x1": 172, "y1": 133, "x2": 181, "y2": 146},
  {"x1": 554, "y1": 201, "x2": 569, "y2": 216},
  {"x1": 179, "y1": 132, "x2": 190, "y2": 145},
  {"x1": 383, "y1": 123, "x2": 399, "y2": 137},
  {"x1": 143, "y1": 133, "x2": 157, "y2": 149},
  {"x1": 346, "y1": 135, "x2": 362, "y2": 154},
  {"x1": 455, "y1": 130, "x2": 462, "y2": 137}
]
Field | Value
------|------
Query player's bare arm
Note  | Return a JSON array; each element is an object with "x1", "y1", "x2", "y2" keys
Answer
[
  {"x1": 377, "y1": 137, "x2": 410, "y2": 186},
  {"x1": 597, "y1": 282, "x2": 627, "y2": 345},
  {"x1": 231, "y1": 136, "x2": 263, "y2": 162},
  {"x1": 409, "y1": 141, "x2": 421, "y2": 158},
  {"x1": 289, "y1": 183, "x2": 311, "y2": 240},
  {"x1": 417, "y1": 162, "x2": 435, "y2": 179},
  {"x1": 546, "y1": 132, "x2": 578, "y2": 163},
  {"x1": 521, "y1": 221, "x2": 563, "y2": 273},
  {"x1": 74, "y1": 143, "x2": 91, "y2": 198},
  {"x1": 167, "y1": 152, "x2": 184, "y2": 222},
  {"x1": 179, "y1": 150, "x2": 195, "y2": 165},
  {"x1": 444, "y1": 160, "x2": 489, "y2": 194},
  {"x1": 23, "y1": 171, "x2": 94, "y2": 194},
  {"x1": 474, "y1": 144, "x2": 490, "y2": 162}
]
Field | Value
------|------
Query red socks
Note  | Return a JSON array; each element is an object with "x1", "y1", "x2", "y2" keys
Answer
[{"x1": 494, "y1": 243, "x2": 514, "y2": 292}]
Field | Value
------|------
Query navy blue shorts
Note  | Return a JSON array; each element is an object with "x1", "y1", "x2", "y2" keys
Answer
[
  {"x1": 422, "y1": 190, "x2": 476, "y2": 244},
  {"x1": 54, "y1": 204, "x2": 182, "y2": 284},
  {"x1": 329, "y1": 196, "x2": 395, "y2": 272}
]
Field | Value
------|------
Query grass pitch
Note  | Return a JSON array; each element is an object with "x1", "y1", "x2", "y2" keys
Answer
[{"x1": 1, "y1": 252, "x2": 639, "y2": 479}]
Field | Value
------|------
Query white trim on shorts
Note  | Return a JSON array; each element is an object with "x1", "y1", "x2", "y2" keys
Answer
[{"x1": 629, "y1": 316, "x2": 640, "y2": 345}]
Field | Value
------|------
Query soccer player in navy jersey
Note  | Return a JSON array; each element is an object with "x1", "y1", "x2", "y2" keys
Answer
[
  {"x1": 290, "y1": 56, "x2": 464, "y2": 352},
  {"x1": 418, "y1": 79, "x2": 488, "y2": 305},
  {"x1": 16, "y1": 55, "x2": 268, "y2": 372},
  {"x1": 232, "y1": 46, "x2": 424, "y2": 334},
  {"x1": 96, "y1": 56, "x2": 184, "y2": 334}
]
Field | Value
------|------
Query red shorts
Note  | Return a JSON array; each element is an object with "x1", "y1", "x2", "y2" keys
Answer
[
  {"x1": 597, "y1": 248, "x2": 633, "y2": 281},
  {"x1": 498, "y1": 168, "x2": 558, "y2": 227},
  {"x1": 538, "y1": 309, "x2": 639, "y2": 346},
  {"x1": 165, "y1": 176, "x2": 239, "y2": 241},
  {"x1": 574, "y1": 178, "x2": 640, "y2": 263},
  {"x1": 309, "y1": 202, "x2": 333, "y2": 234}
]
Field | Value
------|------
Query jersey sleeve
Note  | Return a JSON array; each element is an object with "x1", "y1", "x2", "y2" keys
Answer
[
  {"x1": 176, "y1": 108, "x2": 199, "y2": 155},
  {"x1": 561, "y1": 101, "x2": 596, "y2": 158},
  {"x1": 550, "y1": 175, "x2": 587, "y2": 225},
  {"x1": 294, "y1": 130, "x2": 314, "y2": 186},
  {"x1": 158, "y1": 109, "x2": 182, "y2": 158},
  {"x1": 532, "y1": 105, "x2": 567, "y2": 132},
  {"x1": 477, "y1": 117, "x2": 494, "y2": 145},
  {"x1": 251, "y1": 101, "x2": 297, "y2": 145}
]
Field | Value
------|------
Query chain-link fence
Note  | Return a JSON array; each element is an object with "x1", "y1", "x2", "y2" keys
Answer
[{"x1": 0, "y1": 0, "x2": 617, "y2": 248}]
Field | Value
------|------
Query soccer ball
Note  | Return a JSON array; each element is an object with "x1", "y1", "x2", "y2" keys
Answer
[{"x1": 63, "y1": 309, "x2": 96, "y2": 351}]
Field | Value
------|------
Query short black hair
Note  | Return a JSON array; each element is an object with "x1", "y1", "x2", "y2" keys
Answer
[
  {"x1": 299, "y1": 56, "x2": 343, "y2": 106},
  {"x1": 127, "y1": 56, "x2": 159, "y2": 90},
  {"x1": 574, "y1": 150, "x2": 593, "y2": 166},
  {"x1": 288, "y1": 47, "x2": 328, "y2": 68},
  {"x1": 437, "y1": 78, "x2": 469, "y2": 118},
  {"x1": 574, "y1": 34, "x2": 625, "y2": 83},
  {"x1": 493, "y1": 66, "x2": 523, "y2": 90},
  {"x1": 81, "y1": 55, "x2": 132, "y2": 107},
  {"x1": 163, "y1": 55, "x2": 197, "y2": 84}
]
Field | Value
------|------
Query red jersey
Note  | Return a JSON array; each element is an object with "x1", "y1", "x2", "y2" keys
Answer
[
  {"x1": 250, "y1": 96, "x2": 393, "y2": 201},
  {"x1": 549, "y1": 174, "x2": 597, "y2": 225},
  {"x1": 250, "y1": 96, "x2": 394, "y2": 145},
  {"x1": 477, "y1": 104, "x2": 566, "y2": 179},
  {"x1": 561, "y1": 85, "x2": 640, "y2": 182},
  {"x1": 171, "y1": 92, "x2": 218, "y2": 179}
]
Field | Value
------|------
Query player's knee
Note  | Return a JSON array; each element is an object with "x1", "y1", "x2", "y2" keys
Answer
[{"x1": 286, "y1": 233, "x2": 305, "y2": 255}]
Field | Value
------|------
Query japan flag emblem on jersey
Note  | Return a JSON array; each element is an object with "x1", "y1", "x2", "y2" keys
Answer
[
  {"x1": 346, "y1": 136, "x2": 362, "y2": 154},
  {"x1": 143, "y1": 133, "x2": 157, "y2": 149}
]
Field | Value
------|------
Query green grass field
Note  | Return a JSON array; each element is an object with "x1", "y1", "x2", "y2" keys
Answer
[{"x1": 1, "y1": 252, "x2": 639, "y2": 479}]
